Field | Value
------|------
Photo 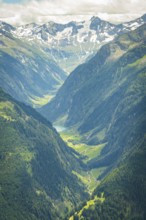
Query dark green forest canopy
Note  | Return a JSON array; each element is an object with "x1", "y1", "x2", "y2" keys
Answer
[
  {"x1": 0, "y1": 88, "x2": 87, "y2": 220},
  {"x1": 40, "y1": 25, "x2": 146, "y2": 220},
  {"x1": 68, "y1": 26, "x2": 146, "y2": 220}
]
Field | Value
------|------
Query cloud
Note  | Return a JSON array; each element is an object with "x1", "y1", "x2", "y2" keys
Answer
[{"x1": 0, "y1": 0, "x2": 146, "y2": 25}]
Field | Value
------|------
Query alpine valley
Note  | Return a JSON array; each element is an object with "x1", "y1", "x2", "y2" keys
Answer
[
  {"x1": 0, "y1": 13, "x2": 146, "y2": 220},
  {"x1": 1, "y1": 14, "x2": 146, "y2": 106}
]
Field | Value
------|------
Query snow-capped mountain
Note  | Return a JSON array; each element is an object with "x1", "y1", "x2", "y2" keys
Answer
[
  {"x1": 0, "y1": 21, "x2": 15, "y2": 36},
  {"x1": 10, "y1": 14, "x2": 146, "y2": 72},
  {"x1": 13, "y1": 14, "x2": 146, "y2": 44},
  {"x1": 0, "y1": 14, "x2": 146, "y2": 106},
  {"x1": 1, "y1": 14, "x2": 146, "y2": 73},
  {"x1": 13, "y1": 18, "x2": 115, "y2": 45}
]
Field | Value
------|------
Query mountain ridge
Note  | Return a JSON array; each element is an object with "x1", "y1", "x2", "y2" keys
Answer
[
  {"x1": 0, "y1": 27, "x2": 67, "y2": 106},
  {"x1": 1, "y1": 13, "x2": 146, "y2": 74},
  {"x1": 41, "y1": 23, "x2": 146, "y2": 125},
  {"x1": 1, "y1": 14, "x2": 146, "y2": 108},
  {"x1": 41, "y1": 23, "x2": 146, "y2": 178}
]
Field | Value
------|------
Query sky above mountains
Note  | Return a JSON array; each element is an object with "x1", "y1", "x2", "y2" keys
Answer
[{"x1": 0, "y1": 0, "x2": 146, "y2": 25}]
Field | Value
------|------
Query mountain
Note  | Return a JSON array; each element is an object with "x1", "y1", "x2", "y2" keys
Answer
[
  {"x1": 1, "y1": 15, "x2": 146, "y2": 220},
  {"x1": 0, "y1": 88, "x2": 87, "y2": 220},
  {"x1": 0, "y1": 14, "x2": 146, "y2": 108},
  {"x1": 71, "y1": 81, "x2": 146, "y2": 219},
  {"x1": 41, "y1": 23, "x2": 146, "y2": 171},
  {"x1": 42, "y1": 23, "x2": 146, "y2": 218},
  {"x1": 72, "y1": 132, "x2": 146, "y2": 219},
  {"x1": 4, "y1": 14, "x2": 146, "y2": 73},
  {"x1": 0, "y1": 22, "x2": 67, "y2": 107},
  {"x1": 40, "y1": 23, "x2": 146, "y2": 218},
  {"x1": 41, "y1": 23, "x2": 146, "y2": 123},
  {"x1": 14, "y1": 14, "x2": 146, "y2": 46}
]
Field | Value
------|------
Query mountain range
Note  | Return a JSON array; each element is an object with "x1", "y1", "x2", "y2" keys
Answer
[
  {"x1": 0, "y1": 14, "x2": 146, "y2": 108},
  {"x1": 11, "y1": 13, "x2": 146, "y2": 73},
  {"x1": 41, "y1": 23, "x2": 146, "y2": 219},
  {"x1": 0, "y1": 13, "x2": 146, "y2": 220}
]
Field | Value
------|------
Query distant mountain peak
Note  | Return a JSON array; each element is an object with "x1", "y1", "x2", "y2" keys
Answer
[
  {"x1": 46, "y1": 20, "x2": 57, "y2": 26},
  {"x1": 0, "y1": 21, "x2": 15, "y2": 31},
  {"x1": 24, "y1": 22, "x2": 38, "y2": 28},
  {"x1": 142, "y1": 13, "x2": 146, "y2": 21},
  {"x1": 90, "y1": 16, "x2": 101, "y2": 22},
  {"x1": 1, "y1": 13, "x2": 146, "y2": 74}
]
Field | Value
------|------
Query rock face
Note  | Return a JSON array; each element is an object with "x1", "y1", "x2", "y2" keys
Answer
[
  {"x1": 2, "y1": 14, "x2": 146, "y2": 74},
  {"x1": 13, "y1": 14, "x2": 146, "y2": 45},
  {"x1": 12, "y1": 14, "x2": 146, "y2": 73}
]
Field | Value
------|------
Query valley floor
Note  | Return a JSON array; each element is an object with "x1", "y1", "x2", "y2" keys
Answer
[{"x1": 54, "y1": 125, "x2": 107, "y2": 194}]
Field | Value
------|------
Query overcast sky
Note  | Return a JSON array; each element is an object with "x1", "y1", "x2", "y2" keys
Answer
[{"x1": 0, "y1": 0, "x2": 146, "y2": 26}]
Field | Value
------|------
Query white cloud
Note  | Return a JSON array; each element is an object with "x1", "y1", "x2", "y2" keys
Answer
[{"x1": 0, "y1": 0, "x2": 146, "y2": 25}]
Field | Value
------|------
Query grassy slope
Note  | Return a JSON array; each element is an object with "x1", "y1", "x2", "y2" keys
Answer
[
  {"x1": 0, "y1": 29, "x2": 66, "y2": 106},
  {"x1": 1, "y1": 22, "x2": 146, "y2": 220},
  {"x1": 44, "y1": 25, "x2": 146, "y2": 219},
  {"x1": 0, "y1": 89, "x2": 87, "y2": 220},
  {"x1": 41, "y1": 24, "x2": 146, "y2": 126},
  {"x1": 68, "y1": 38, "x2": 146, "y2": 219},
  {"x1": 60, "y1": 129, "x2": 107, "y2": 193},
  {"x1": 74, "y1": 136, "x2": 146, "y2": 220},
  {"x1": 43, "y1": 24, "x2": 146, "y2": 173},
  {"x1": 63, "y1": 92, "x2": 146, "y2": 220}
]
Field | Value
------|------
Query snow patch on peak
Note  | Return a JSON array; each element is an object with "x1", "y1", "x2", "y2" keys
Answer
[{"x1": 56, "y1": 27, "x2": 72, "y2": 41}]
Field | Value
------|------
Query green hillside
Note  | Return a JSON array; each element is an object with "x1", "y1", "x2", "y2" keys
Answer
[
  {"x1": 41, "y1": 23, "x2": 146, "y2": 167},
  {"x1": 0, "y1": 88, "x2": 87, "y2": 220},
  {"x1": 1, "y1": 20, "x2": 146, "y2": 220},
  {"x1": 0, "y1": 26, "x2": 66, "y2": 107},
  {"x1": 41, "y1": 24, "x2": 146, "y2": 128},
  {"x1": 72, "y1": 134, "x2": 146, "y2": 220},
  {"x1": 40, "y1": 25, "x2": 146, "y2": 219}
]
